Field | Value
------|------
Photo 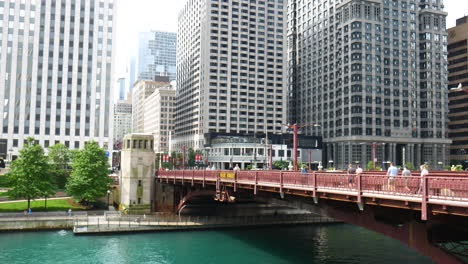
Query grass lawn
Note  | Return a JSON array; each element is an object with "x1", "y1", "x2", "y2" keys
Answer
[
  {"x1": 0, "y1": 198, "x2": 87, "y2": 212},
  {"x1": 0, "y1": 191, "x2": 8, "y2": 197}
]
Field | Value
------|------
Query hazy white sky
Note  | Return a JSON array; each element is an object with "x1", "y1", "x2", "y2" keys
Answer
[{"x1": 114, "y1": 0, "x2": 468, "y2": 78}]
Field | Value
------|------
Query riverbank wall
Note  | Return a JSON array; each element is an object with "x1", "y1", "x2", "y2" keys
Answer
[
  {"x1": 0, "y1": 216, "x2": 74, "y2": 231},
  {"x1": 0, "y1": 213, "x2": 339, "y2": 233}
]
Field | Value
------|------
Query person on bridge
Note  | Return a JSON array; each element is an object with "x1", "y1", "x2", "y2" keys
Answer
[
  {"x1": 386, "y1": 162, "x2": 399, "y2": 190},
  {"x1": 347, "y1": 164, "x2": 356, "y2": 188},
  {"x1": 233, "y1": 164, "x2": 240, "y2": 172},
  {"x1": 402, "y1": 166, "x2": 411, "y2": 192},
  {"x1": 417, "y1": 165, "x2": 429, "y2": 194},
  {"x1": 356, "y1": 164, "x2": 363, "y2": 176}
]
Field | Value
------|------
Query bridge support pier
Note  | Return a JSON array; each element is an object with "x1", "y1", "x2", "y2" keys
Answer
[{"x1": 153, "y1": 182, "x2": 184, "y2": 213}]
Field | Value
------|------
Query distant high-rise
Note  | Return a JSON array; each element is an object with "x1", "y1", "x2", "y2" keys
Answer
[
  {"x1": 113, "y1": 99, "x2": 132, "y2": 149},
  {"x1": 0, "y1": 0, "x2": 115, "y2": 158},
  {"x1": 448, "y1": 16, "x2": 468, "y2": 167},
  {"x1": 288, "y1": 0, "x2": 450, "y2": 169},
  {"x1": 175, "y1": 0, "x2": 287, "y2": 150},
  {"x1": 137, "y1": 31, "x2": 176, "y2": 81},
  {"x1": 118, "y1": 77, "x2": 126, "y2": 100}
]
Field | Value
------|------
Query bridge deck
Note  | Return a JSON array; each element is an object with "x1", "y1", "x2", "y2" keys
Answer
[{"x1": 157, "y1": 170, "x2": 468, "y2": 219}]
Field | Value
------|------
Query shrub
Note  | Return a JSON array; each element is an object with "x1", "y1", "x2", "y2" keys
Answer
[{"x1": 405, "y1": 162, "x2": 415, "y2": 171}]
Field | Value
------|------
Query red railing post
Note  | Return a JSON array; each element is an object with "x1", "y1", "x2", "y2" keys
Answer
[
  {"x1": 312, "y1": 172, "x2": 316, "y2": 198},
  {"x1": 421, "y1": 174, "x2": 428, "y2": 220},
  {"x1": 202, "y1": 170, "x2": 206, "y2": 187},
  {"x1": 254, "y1": 171, "x2": 258, "y2": 195},
  {"x1": 357, "y1": 174, "x2": 362, "y2": 203},
  {"x1": 234, "y1": 171, "x2": 237, "y2": 192},
  {"x1": 280, "y1": 172, "x2": 283, "y2": 193},
  {"x1": 191, "y1": 170, "x2": 194, "y2": 186}
]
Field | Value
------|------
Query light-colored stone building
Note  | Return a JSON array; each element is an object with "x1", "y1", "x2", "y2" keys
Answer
[
  {"x1": 131, "y1": 79, "x2": 170, "y2": 133},
  {"x1": 120, "y1": 134, "x2": 155, "y2": 214},
  {"x1": 143, "y1": 87, "x2": 175, "y2": 153},
  {"x1": 113, "y1": 99, "x2": 132, "y2": 149}
]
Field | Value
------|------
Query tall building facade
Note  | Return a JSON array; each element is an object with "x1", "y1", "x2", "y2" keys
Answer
[
  {"x1": 117, "y1": 77, "x2": 125, "y2": 100},
  {"x1": 288, "y1": 0, "x2": 450, "y2": 169},
  {"x1": 143, "y1": 87, "x2": 175, "y2": 153},
  {"x1": 137, "y1": 31, "x2": 176, "y2": 81},
  {"x1": 0, "y1": 0, "x2": 115, "y2": 157},
  {"x1": 175, "y1": 0, "x2": 288, "y2": 151},
  {"x1": 131, "y1": 79, "x2": 170, "y2": 133},
  {"x1": 113, "y1": 99, "x2": 132, "y2": 149},
  {"x1": 448, "y1": 16, "x2": 468, "y2": 167}
]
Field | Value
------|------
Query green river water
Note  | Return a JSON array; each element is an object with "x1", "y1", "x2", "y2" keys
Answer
[{"x1": 0, "y1": 224, "x2": 434, "y2": 264}]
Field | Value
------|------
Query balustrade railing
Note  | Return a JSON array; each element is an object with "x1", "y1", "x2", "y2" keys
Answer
[{"x1": 157, "y1": 170, "x2": 468, "y2": 202}]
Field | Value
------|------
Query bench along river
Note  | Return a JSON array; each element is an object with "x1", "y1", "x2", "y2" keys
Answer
[{"x1": 0, "y1": 224, "x2": 433, "y2": 264}]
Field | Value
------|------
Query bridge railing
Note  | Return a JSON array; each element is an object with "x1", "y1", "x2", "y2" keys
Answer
[{"x1": 157, "y1": 170, "x2": 468, "y2": 202}]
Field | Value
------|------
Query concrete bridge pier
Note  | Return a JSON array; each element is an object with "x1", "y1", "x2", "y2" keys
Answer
[{"x1": 153, "y1": 182, "x2": 184, "y2": 213}]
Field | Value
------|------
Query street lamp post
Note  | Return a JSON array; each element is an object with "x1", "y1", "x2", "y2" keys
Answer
[
  {"x1": 286, "y1": 123, "x2": 320, "y2": 171},
  {"x1": 360, "y1": 142, "x2": 386, "y2": 170},
  {"x1": 8, "y1": 148, "x2": 12, "y2": 164},
  {"x1": 182, "y1": 146, "x2": 186, "y2": 170},
  {"x1": 107, "y1": 190, "x2": 111, "y2": 208}
]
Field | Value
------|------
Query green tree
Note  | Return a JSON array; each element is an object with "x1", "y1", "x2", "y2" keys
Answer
[
  {"x1": 66, "y1": 141, "x2": 112, "y2": 205},
  {"x1": 367, "y1": 161, "x2": 374, "y2": 170},
  {"x1": 48, "y1": 143, "x2": 71, "y2": 189},
  {"x1": 7, "y1": 137, "x2": 54, "y2": 209},
  {"x1": 273, "y1": 160, "x2": 289, "y2": 170},
  {"x1": 405, "y1": 162, "x2": 415, "y2": 171}
]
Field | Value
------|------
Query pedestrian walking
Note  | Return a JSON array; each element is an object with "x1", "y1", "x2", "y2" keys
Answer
[
  {"x1": 347, "y1": 164, "x2": 356, "y2": 188},
  {"x1": 417, "y1": 165, "x2": 429, "y2": 194},
  {"x1": 301, "y1": 166, "x2": 308, "y2": 185},
  {"x1": 68, "y1": 208, "x2": 72, "y2": 216},
  {"x1": 386, "y1": 162, "x2": 399, "y2": 191},
  {"x1": 402, "y1": 166, "x2": 411, "y2": 192},
  {"x1": 356, "y1": 164, "x2": 363, "y2": 175}
]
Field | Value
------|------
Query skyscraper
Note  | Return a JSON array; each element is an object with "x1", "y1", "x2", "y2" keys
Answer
[
  {"x1": 448, "y1": 16, "x2": 468, "y2": 167},
  {"x1": 118, "y1": 77, "x2": 126, "y2": 100},
  {"x1": 175, "y1": 0, "x2": 287, "y2": 151},
  {"x1": 0, "y1": 0, "x2": 115, "y2": 158},
  {"x1": 288, "y1": 0, "x2": 450, "y2": 169},
  {"x1": 137, "y1": 31, "x2": 176, "y2": 81},
  {"x1": 113, "y1": 99, "x2": 132, "y2": 149}
]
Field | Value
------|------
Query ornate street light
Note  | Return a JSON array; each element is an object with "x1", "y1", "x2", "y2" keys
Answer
[{"x1": 285, "y1": 123, "x2": 321, "y2": 171}]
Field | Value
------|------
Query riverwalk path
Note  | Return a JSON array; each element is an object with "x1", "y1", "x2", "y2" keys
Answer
[
  {"x1": 0, "y1": 212, "x2": 338, "y2": 234},
  {"x1": 72, "y1": 213, "x2": 338, "y2": 234}
]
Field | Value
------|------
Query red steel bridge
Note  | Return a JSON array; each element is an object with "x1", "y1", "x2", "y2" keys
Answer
[{"x1": 156, "y1": 170, "x2": 468, "y2": 264}]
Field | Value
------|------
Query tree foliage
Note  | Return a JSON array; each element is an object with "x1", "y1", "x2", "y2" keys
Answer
[
  {"x1": 273, "y1": 160, "x2": 289, "y2": 170},
  {"x1": 405, "y1": 162, "x2": 415, "y2": 171},
  {"x1": 7, "y1": 137, "x2": 54, "y2": 208},
  {"x1": 66, "y1": 141, "x2": 112, "y2": 204},
  {"x1": 48, "y1": 143, "x2": 71, "y2": 188}
]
